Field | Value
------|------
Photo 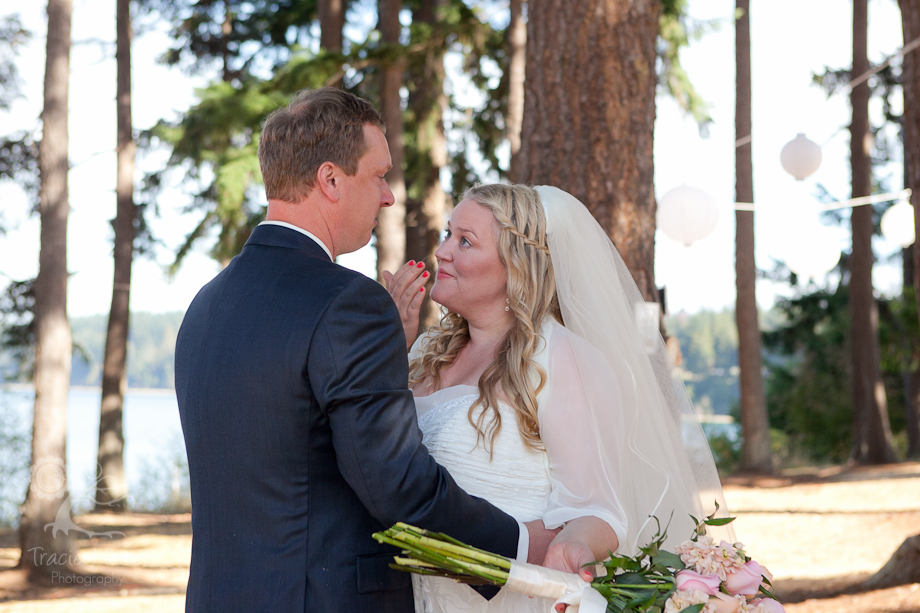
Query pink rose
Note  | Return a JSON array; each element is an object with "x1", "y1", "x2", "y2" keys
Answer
[
  {"x1": 675, "y1": 570, "x2": 721, "y2": 596},
  {"x1": 751, "y1": 598, "x2": 785, "y2": 613},
  {"x1": 709, "y1": 592, "x2": 742, "y2": 613},
  {"x1": 724, "y1": 560, "x2": 764, "y2": 596}
]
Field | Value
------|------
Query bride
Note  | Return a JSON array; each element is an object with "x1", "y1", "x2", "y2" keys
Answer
[{"x1": 385, "y1": 184, "x2": 729, "y2": 613}]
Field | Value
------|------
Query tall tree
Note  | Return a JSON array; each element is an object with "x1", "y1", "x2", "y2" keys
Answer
[
  {"x1": 319, "y1": 0, "x2": 345, "y2": 87},
  {"x1": 902, "y1": 241, "x2": 920, "y2": 458},
  {"x1": 849, "y1": 0, "x2": 897, "y2": 464},
  {"x1": 861, "y1": 3, "x2": 920, "y2": 586},
  {"x1": 506, "y1": 0, "x2": 526, "y2": 183},
  {"x1": 95, "y1": 0, "x2": 135, "y2": 512},
  {"x1": 406, "y1": 0, "x2": 449, "y2": 328},
  {"x1": 516, "y1": 0, "x2": 660, "y2": 301},
  {"x1": 375, "y1": 0, "x2": 407, "y2": 281},
  {"x1": 734, "y1": 0, "x2": 771, "y2": 472},
  {"x1": 902, "y1": 0, "x2": 920, "y2": 458},
  {"x1": 18, "y1": 0, "x2": 78, "y2": 576}
]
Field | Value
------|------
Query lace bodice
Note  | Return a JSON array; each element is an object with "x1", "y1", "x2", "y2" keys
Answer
[
  {"x1": 412, "y1": 387, "x2": 554, "y2": 613},
  {"x1": 418, "y1": 389, "x2": 553, "y2": 521},
  {"x1": 408, "y1": 319, "x2": 631, "y2": 613}
]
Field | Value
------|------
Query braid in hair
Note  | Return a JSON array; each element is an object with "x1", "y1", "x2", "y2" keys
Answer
[{"x1": 409, "y1": 184, "x2": 559, "y2": 456}]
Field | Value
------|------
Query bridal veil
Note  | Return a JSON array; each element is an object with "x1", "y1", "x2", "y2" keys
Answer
[{"x1": 534, "y1": 185, "x2": 732, "y2": 554}]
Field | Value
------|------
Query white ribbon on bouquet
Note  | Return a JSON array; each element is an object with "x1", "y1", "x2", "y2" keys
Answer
[{"x1": 505, "y1": 561, "x2": 608, "y2": 613}]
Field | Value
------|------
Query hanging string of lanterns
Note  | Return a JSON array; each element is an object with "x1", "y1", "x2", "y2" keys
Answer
[
  {"x1": 657, "y1": 127, "x2": 913, "y2": 280},
  {"x1": 658, "y1": 34, "x2": 920, "y2": 279}
]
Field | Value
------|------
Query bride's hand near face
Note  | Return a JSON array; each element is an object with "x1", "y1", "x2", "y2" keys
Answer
[
  {"x1": 383, "y1": 260, "x2": 429, "y2": 349},
  {"x1": 542, "y1": 516, "x2": 618, "y2": 582}
]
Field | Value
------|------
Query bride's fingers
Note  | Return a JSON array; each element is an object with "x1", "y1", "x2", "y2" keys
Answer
[
  {"x1": 407, "y1": 281, "x2": 426, "y2": 313},
  {"x1": 390, "y1": 260, "x2": 425, "y2": 299},
  {"x1": 382, "y1": 270, "x2": 393, "y2": 287}
]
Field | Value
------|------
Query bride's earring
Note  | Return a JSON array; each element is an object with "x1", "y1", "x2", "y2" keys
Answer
[{"x1": 505, "y1": 298, "x2": 510, "y2": 312}]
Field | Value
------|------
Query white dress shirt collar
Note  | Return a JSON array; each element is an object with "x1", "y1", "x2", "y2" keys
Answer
[{"x1": 258, "y1": 221, "x2": 333, "y2": 261}]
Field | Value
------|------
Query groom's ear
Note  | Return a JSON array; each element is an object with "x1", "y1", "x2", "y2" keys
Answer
[{"x1": 316, "y1": 161, "x2": 341, "y2": 202}]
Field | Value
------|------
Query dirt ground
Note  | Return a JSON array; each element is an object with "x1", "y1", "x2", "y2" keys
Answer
[{"x1": 1, "y1": 463, "x2": 919, "y2": 612}]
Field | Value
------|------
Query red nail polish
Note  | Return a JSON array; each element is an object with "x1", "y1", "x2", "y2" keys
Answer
[
  {"x1": 419, "y1": 287, "x2": 425, "y2": 293},
  {"x1": 408, "y1": 260, "x2": 415, "y2": 266},
  {"x1": 422, "y1": 271, "x2": 429, "y2": 278},
  {"x1": 416, "y1": 262, "x2": 425, "y2": 268}
]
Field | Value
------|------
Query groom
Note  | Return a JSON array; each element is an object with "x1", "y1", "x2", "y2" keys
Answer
[{"x1": 175, "y1": 88, "x2": 554, "y2": 612}]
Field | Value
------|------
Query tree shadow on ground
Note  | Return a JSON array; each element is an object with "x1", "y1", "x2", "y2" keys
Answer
[{"x1": 0, "y1": 513, "x2": 190, "y2": 603}]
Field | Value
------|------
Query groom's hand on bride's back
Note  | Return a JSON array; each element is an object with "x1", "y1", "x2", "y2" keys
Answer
[
  {"x1": 382, "y1": 260, "x2": 429, "y2": 349},
  {"x1": 541, "y1": 516, "x2": 619, "y2": 582},
  {"x1": 524, "y1": 519, "x2": 563, "y2": 565}
]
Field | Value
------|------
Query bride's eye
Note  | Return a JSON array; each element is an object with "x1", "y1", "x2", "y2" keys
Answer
[{"x1": 460, "y1": 237, "x2": 471, "y2": 247}]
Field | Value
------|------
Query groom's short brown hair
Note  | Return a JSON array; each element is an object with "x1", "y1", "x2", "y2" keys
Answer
[{"x1": 258, "y1": 88, "x2": 385, "y2": 203}]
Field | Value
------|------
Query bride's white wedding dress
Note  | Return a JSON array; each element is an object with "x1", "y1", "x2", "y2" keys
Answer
[
  {"x1": 410, "y1": 319, "x2": 628, "y2": 613},
  {"x1": 407, "y1": 186, "x2": 732, "y2": 613}
]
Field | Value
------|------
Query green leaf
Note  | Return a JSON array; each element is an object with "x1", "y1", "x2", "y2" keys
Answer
[
  {"x1": 604, "y1": 556, "x2": 633, "y2": 570},
  {"x1": 615, "y1": 572, "x2": 651, "y2": 586},
  {"x1": 626, "y1": 589, "x2": 658, "y2": 608},
  {"x1": 678, "y1": 605, "x2": 705, "y2": 613},
  {"x1": 704, "y1": 517, "x2": 737, "y2": 526},
  {"x1": 653, "y1": 549, "x2": 686, "y2": 569}
]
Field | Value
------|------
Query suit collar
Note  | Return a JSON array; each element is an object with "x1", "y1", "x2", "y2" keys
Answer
[{"x1": 245, "y1": 224, "x2": 333, "y2": 261}]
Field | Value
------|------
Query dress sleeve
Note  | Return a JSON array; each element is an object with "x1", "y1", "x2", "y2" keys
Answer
[{"x1": 538, "y1": 322, "x2": 629, "y2": 551}]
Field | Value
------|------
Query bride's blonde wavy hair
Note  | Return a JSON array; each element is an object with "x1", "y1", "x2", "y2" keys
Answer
[{"x1": 409, "y1": 184, "x2": 561, "y2": 454}]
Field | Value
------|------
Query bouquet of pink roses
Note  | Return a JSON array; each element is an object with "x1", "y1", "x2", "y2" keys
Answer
[{"x1": 373, "y1": 505, "x2": 783, "y2": 613}]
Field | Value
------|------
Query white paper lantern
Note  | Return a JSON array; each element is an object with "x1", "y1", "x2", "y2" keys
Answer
[
  {"x1": 880, "y1": 197, "x2": 915, "y2": 248},
  {"x1": 783, "y1": 234, "x2": 841, "y2": 280},
  {"x1": 778, "y1": 202, "x2": 841, "y2": 280},
  {"x1": 780, "y1": 133, "x2": 823, "y2": 181},
  {"x1": 657, "y1": 185, "x2": 719, "y2": 246}
]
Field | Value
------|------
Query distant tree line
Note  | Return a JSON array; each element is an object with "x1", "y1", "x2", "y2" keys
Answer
[{"x1": 0, "y1": 311, "x2": 183, "y2": 389}]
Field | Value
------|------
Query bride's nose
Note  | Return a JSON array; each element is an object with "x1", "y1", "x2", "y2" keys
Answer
[{"x1": 434, "y1": 239, "x2": 451, "y2": 262}]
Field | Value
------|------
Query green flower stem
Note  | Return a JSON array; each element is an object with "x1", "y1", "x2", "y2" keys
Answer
[
  {"x1": 373, "y1": 529, "x2": 510, "y2": 583},
  {"x1": 387, "y1": 527, "x2": 512, "y2": 570},
  {"x1": 395, "y1": 522, "x2": 506, "y2": 560}
]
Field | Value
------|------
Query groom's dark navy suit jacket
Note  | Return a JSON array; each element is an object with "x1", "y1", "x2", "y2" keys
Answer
[{"x1": 175, "y1": 224, "x2": 520, "y2": 612}]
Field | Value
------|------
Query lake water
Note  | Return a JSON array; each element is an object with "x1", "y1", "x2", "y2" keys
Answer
[
  {"x1": 0, "y1": 385, "x2": 187, "y2": 514},
  {"x1": 0, "y1": 385, "x2": 739, "y2": 520}
]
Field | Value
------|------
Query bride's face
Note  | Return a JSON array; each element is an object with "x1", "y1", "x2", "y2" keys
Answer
[{"x1": 431, "y1": 199, "x2": 508, "y2": 320}]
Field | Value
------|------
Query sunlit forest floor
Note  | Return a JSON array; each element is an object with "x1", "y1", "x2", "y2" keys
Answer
[{"x1": 0, "y1": 463, "x2": 918, "y2": 612}]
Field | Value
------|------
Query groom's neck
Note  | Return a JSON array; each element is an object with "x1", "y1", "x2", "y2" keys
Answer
[{"x1": 266, "y1": 197, "x2": 337, "y2": 257}]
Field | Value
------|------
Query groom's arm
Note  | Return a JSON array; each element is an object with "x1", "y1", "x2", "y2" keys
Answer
[{"x1": 308, "y1": 275, "x2": 523, "y2": 559}]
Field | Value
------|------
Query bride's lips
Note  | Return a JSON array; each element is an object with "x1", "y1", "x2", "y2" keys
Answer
[{"x1": 436, "y1": 270, "x2": 454, "y2": 280}]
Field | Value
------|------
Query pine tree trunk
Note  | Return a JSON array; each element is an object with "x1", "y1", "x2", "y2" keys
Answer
[
  {"x1": 506, "y1": 0, "x2": 526, "y2": 183},
  {"x1": 734, "y1": 0, "x2": 771, "y2": 473},
  {"x1": 850, "y1": 0, "x2": 897, "y2": 464},
  {"x1": 517, "y1": 0, "x2": 660, "y2": 301},
  {"x1": 375, "y1": 0, "x2": 407, "y2": 282},
  {"x1": 96, "y1": 0, "x2": 134, "y2": 512},
  {"x1": 902, "y1": 0, "x2": 920, "y2": 458},
  {"x1": 407, "y1": 0, "x2": 448, "y2": 330},
  {"x1": 18, "y1": 0, "x2": 78, "y2": 576},
  {"x1": 903, "y1": 245, "x2": 920, "y2": 458},
  {"x1": 319, "y1": 0, "x2": 345, "y2": 88}
]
